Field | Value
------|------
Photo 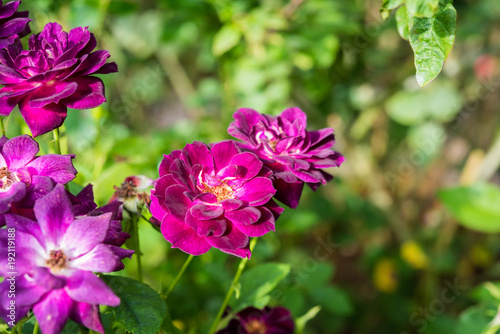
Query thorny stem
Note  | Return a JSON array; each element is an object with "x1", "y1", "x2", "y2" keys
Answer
[
  {"x1": 163, "y1": 254, "x2": 194, "y2": 300},
  {"x1": 208, "y1": 238, "x2": 258, "y2": 334}
]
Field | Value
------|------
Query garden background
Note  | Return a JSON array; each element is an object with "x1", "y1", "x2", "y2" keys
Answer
[{"x1": 3, "y1": 0, "x2": 500, "y2": 333}]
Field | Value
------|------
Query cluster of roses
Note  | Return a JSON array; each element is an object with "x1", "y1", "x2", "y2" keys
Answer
[
  {"x1": 0, "y1": 2, "x2": 344, "y2": 334},
  {"x1": 0, "y1": 2, "x2": 132, "y2": 333},
  {"x1": 151, "y1": 107, "x2": 344, "y2": 259}
]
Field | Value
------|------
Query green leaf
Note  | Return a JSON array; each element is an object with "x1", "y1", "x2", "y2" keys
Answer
[
  {"x1": 396, "y1": 5, "x2": 409, "y2": 40},
  {"x1": 103, "y1": 275, "x2": 168, "y2": 334},
  {"x1": 409, "y1": 3, "x2": 456, "y2": 86},
  {"x1": 385, "y1": 79, "x2": 462, "y2": 125},
  {"x1": 295, "y1": 306, "x2": 322, "y2": 334},
  {"x1": 308, "y1": 286, "x2": 352, "y2": 315},
  {"x1": 231, "y1": 263, "x2": 291, "y2": 312},
  {"x1": 406, "y1": 0, "x2": 439, "y2": 17},
  {"x1": 438, "y1": 183, "x2": 500, "y2": 233},
  {"x1": 380, "y1": 0, "x2": 404, "y2": 20},
  {"x1": 457, "y1": 306, "x2": 494, "y2": 334},
  {"x1": 212, "y1": 25, "x2": 242, "y2": 56}
]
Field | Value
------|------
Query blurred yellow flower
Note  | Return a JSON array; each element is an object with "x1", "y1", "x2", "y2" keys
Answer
[
  {"x1": 373, "y1": 259, "x2": 398, "y2": 294},
  {"x1": 400, "y1": 240, "x2": 429, "y2": 270}
]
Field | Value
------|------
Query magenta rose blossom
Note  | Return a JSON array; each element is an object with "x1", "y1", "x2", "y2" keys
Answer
[
  {"x1": 0, "y1": 1, "x2": 31, "y2": 48},
  {"x1": 151, "y1": 140, "x2": 283, "y2": 258},
  {"x1": 0, "y1": 135, "x2": 76, "y2": 226},
  {"x1": 0, "y1": 185, "x2": 125, "y2": 333},
  {"x1": 228, "y1": 107, "x2": 345, "y2": 208},
  {"x1": 216, "y1": 306, "x2": 295, "y2": 334},
  {"x1": 0, "y1": 22, "x2": 117, "y2": 137}
]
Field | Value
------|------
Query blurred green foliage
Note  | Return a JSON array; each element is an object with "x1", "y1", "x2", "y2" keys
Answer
[{"x1": 3, "y1": 0, "x2": 500, "y2": 333}]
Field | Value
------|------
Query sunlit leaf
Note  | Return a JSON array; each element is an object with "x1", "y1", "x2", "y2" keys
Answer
[
  {"x1": 439, "y1": 183, "x2": 500, "y2": 233},
  {"x1": 409, "y1": 3, "x2": 456, "y2": 86},
  {"x1": 406, "y1": 0, "x2": 439, "y2": 18},
  {"x1": 231, "y1": 263, "x2": 291, "y2": 312},
  {"x1": 212, "y1": 25, "x2": 242, "y2": 56}
]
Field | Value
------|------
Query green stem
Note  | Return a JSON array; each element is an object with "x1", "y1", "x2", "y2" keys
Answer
[
  {"x1": 33, "y1": 320, "x2": 39, "y2": 334},
  {"x1": 132, "y1": 216, "x2": 143, "y2": 282},
  {"x1": 0, "y1": 117, "x2": 5, "y2": 136},
  {"x1": 163, "y1": 254, "x2": 194, "y2": 300},
  {"x1": 53, "y1": 128, "x2": 61, "y2": 155},
  {"x1": 208, "y1": 238, "x2": 258, "y2": 334}
]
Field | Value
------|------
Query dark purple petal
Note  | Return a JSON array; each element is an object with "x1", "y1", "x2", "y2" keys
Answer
[
  {"x1": 19, "y1": 96, "x2": 67, "y2": 137},
  {"x1": 29, "y1": 80, "x2": 78, "y2": 108},
  {"x1": 61, "y1": 76, "x2": 106, "y2": 109},
  {"x1": 273, "y1": 179, "x2": 304, "y2": 209}
]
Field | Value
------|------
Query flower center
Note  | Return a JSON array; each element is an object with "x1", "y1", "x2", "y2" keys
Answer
[
  {"x1": 113, "y1": 180, "x2": 137, "y2": 199},
  {"x1": 244, "y1": 319, "x2": 267, "y2": 334},
  {"x1": 46, "y1": 250, "x2": 67, "y2": 272},
  {"x1": 0, "y1": 167, "x2": 19, "y2": 192},
  {"x1": 201, "y1": 182, "x2": 234, "y2": 202}
]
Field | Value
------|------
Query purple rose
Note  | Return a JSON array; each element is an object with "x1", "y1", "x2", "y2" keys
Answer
[
  {"x1": 216, "y1": 306, "x2": 295, "y2": 334},
  {"x1": 68, "y1": 184, "x2": 134, "y2": 270},
  {"x1": 151, "y1": 141, "x2": 283, "y2": 258},
  {"x1": 0, "y1": 22, "x2": 117, "y2": 137},
  {"x1": 0, "y1": 135, "x2": 76, "y2": 226},
  {"x1": 0, "y1": 1, "x2": 31, "y2": 49},
  {"x1": 0, "y1": 185, "x2": 124, "y2": 333},
  {"x1": 228, "y1": 107, "x2": 345, "y2": 208}
]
